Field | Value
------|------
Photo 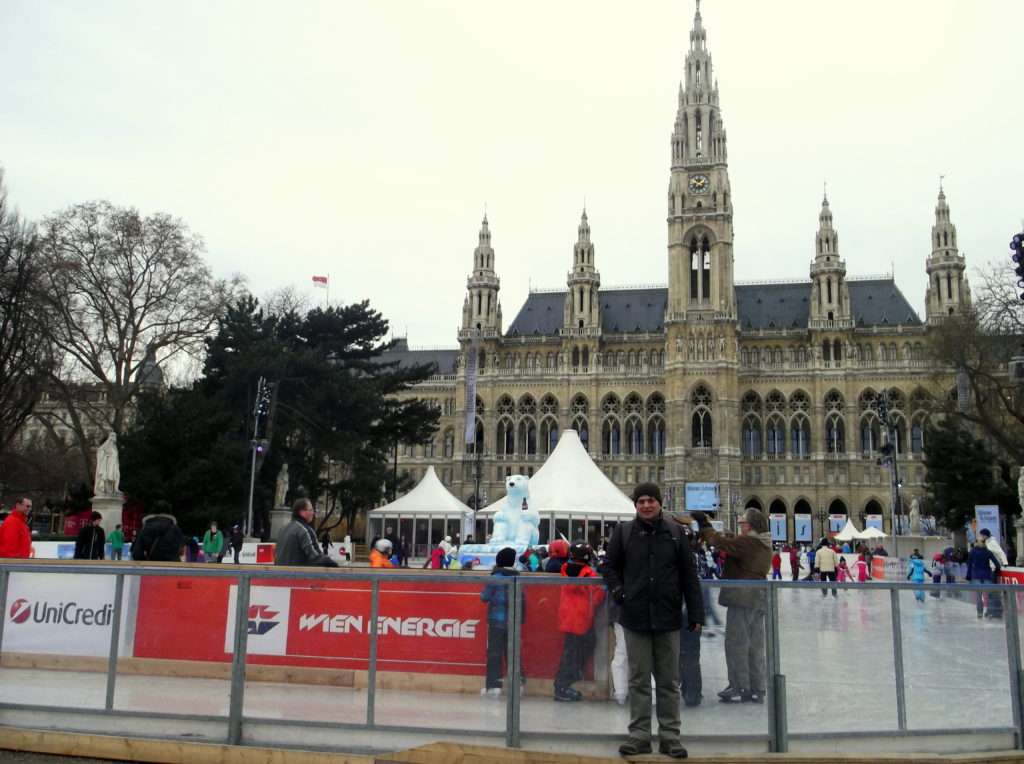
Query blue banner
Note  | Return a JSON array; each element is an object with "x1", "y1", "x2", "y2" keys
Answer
[
  {"x1": 794, "y1": 514, "x2": 812, "y2": 542},
  {"x1": 865, "y1": 514, "x2": 883, "y2": 531},
  {"x1": 975, "y1": 505, "x2": 1001, "y2": 547},
  {"x1": 685, "y1": 482, "x2": 719, "y2": 512},
  {"x1": 769, "y1": 514, "x2": 787, "y2": 541}
]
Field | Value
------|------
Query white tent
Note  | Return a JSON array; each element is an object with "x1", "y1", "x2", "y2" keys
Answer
[
  {"x1": 367, "y1": 466, "x2": 472, "y2": 556},
  {"x1": 834, "y1": 519, "x2": 865, "y2": 542},
  {"x1": 479, "y1": 430, "x2": 635, "y2": 544},
  {"x1": 859, "y1": 526, "x2": 889, "y2": 540}
]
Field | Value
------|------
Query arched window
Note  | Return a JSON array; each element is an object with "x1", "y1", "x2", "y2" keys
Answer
[
  {"x1": 572, "y1": 347, "x2": 580, "y2": 367},
  {"x1": 790, "y1": 416, "x2": 810, "y2": 458},
  {"x1": 742, "y1": 416, "x2": 762, "y2": 457},
  {"x1": 540, "y1": 418, "x2": 559, "y2": 455},
  {"x1": 910, "y1": 418, "x2": 925, "y2": 455},
  {"x1": 626, "y1": 418, "x2": 644, "y2": 455},
  {"x1": 701, "y1": 236, "x2": 711, "y2": 300},
  {"x1": 602, "y1": 419, "x2": 621, "y2": 455},
  {"x1": 575, "y1": 418, "x2": 590, "y2": 451},
  {"x1": 648, "y1": 416, "x2": 666, "y2": 455},
  {"x1": 689, "y1": 235, "x2": 700, "y2": 300},
  {"x1": 582, "y1": 346, "x2": 589, "y2": 368},
  {"x1": 517, "y1": 419, "x2": 537, "y2": 455},
  {"x1": 860, "y1": 415, "x2": 881, "y2": 455},
  {"x1": 766, "y1": 415, "x2": 785, "y2": 457},
  {"x1": 691, "y1": 384, "x2": 713, "y2": 448},
  {"x1": 825, "y1": 415, "x2": 845, "y2": 453},
  {"x1": 496, "y1": 419, "x2": 514, "y2": 456}
]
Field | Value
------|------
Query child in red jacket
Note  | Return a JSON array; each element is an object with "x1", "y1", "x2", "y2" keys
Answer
[{"x1": 553, "y1": 541, "x2": 605, "y2": 702}]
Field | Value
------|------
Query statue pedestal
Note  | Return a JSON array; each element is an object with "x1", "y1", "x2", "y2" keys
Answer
[
  {"x1": 269, "y1": 507, "x2": 292, "y2": 541},
  {"x1": 458, "y1": 543, "x2": 528, "y2": 571},
  {"x1": 91, "y1": 495, "x2": 124, "y2": 536}
]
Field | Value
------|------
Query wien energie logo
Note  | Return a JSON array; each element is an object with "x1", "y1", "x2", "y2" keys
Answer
[{"x1": 247, "y1": 604, "x2": 280, "y2": 636}]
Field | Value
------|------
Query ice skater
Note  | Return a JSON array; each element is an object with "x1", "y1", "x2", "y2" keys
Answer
[
  {"x1": 907, "y1": 554, "x2": 927, "y2": 602},
  {"x1": 966, "y1": 538, "x2": 1002, "y2": 618}
]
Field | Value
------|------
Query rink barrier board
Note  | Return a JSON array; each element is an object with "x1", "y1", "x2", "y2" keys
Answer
[{"x1": 3, "y1": 561, "x2": 1024, "y2": 756}]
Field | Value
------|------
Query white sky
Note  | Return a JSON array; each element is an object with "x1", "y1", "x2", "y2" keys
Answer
[{"x1": 2, "y1": 1, "x2": 1022, "y2": 348}]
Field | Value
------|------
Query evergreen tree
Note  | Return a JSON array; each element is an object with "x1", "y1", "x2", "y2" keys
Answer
[{"x1": 923, "y1": 418, "x2": 1017, "y2": 530}]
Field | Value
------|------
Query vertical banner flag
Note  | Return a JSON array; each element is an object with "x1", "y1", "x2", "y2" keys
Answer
[
  {"x1": 794, "y1": 514, "x2": 812, "y2": 542},
  {"x1": 828, "y1": 515, "x2": 847, "y2": 535},
  {"x1": 865, "y1": 514, "x2": 883, "y2": 531},
  {"x1": 312, "y1": 275, "x2": 328, "y2": 289},
  {"x1": 769, "y1": 514, "x2": 787, "y2": 542},
  {"x1": 463, "y1": 343, "x2": 479, "y2": 445},
  {"x1": 974, "y1": 505, "x2": 1001, "y2": 547}
]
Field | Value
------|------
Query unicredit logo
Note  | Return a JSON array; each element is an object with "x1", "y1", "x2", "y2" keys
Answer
[
  {"x1": 9, "y1": 599, "x2": 30, "y2": 624},
  {"x1": 8, "y1": 599, "x2": 113, "y2": 626}
]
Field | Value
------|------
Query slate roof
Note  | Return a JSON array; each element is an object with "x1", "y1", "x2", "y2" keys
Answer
[
  {"x1": 377, "y1": 339, "x2": 459, "y2": 374},
  {"x1": 506, "y1": 279, "x2": 921, "y2": 336}
]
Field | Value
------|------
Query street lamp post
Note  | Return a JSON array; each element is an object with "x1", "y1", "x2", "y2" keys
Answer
[
  {"x1": 246, "y1": 376, "x2": 273, "y2": 538},
  {"x1": 876, "y1": 388, "x2": 903, "y2": 558}
]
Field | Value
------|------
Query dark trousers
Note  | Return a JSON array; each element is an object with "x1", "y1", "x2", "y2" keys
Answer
[
  {"x1": 485, "y1": 622, "x2": 507, "y2": 689},
  {"x1": 232, "y1": 547, "x2": 241, "y2": 564},
  {"x1": 555, "y1": 630, "x2": 596, "y2": 690},
  {"x1": 679, "y1": 622, "x2": 702, "y2": 704},
  {"x1": 790, "y1": 560, "x2": 799, "y2": 580},
  {"x1": 820, "y1": 570, "x2": 838, "y2": 596}
]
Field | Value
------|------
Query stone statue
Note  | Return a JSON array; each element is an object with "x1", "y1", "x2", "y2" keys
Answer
[
  {"x1": 94, "y1": 432, "x2": 121, "y2": 496},
  {"x1": 909, "y1": 498, "x2": 921, "y2": 535},
  {"x1": 275, "y1": 464, "x2": 289, "y2": 508}
]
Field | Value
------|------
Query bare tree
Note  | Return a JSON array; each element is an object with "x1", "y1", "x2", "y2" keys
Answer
[
  {"x1": 0, "y1": 170, "x2": 53, "y2": 456},
  {"x1": 929, "y1": 259, "x2": 1024, "y2": 464},
  {"x1": 35, "y1": 200, "x2": 239, "y2": 485}
]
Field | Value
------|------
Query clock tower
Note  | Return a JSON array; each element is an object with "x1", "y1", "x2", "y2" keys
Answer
[
  {"x1": 665, "y1": 1, "x2": 740, "y2": 515},
  {"x1": 666, "y1": 0, "x2": 734, "y2": 319}
]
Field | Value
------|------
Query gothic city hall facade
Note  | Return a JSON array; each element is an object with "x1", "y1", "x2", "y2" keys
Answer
[{"x1": 383, "y1": 5, "x2": 969, "y2": 542}]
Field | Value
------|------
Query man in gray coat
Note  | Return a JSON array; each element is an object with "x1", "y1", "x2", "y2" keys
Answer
[{"x1": 274, "y1": 499, "x2": 337, "y2": 567}]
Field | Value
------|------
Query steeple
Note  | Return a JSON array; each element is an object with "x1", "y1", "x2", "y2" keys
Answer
[
  {"x1": 460, "y1": 214, "x2": 501, "y2": 336},
  {"x1": 563, "y1": 208, "x2": 601, "y2": 333},
  {"x1": 667, "y1": 1, "x2": 735, "y2": 318},
  {"x1": 925, "y1": 184, "x2": 971, "y2": 323},
  {"x1": 809, "y1": 191, "x2": 851, "y2": 327}
]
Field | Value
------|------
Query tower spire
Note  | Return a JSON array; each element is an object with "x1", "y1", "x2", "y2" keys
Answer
[
  {"x1": 925, "y1": 186, "x2": 970, "y2": 323},
  {"x1": 564, "y1": 208, "x2": 601, "y2": 333},
  {"x1": 460, "y1": 214, "x2": 501, "y2": 336},
  {"x1": 810, "y1": 192, "x2": 850, "y2": 326}
]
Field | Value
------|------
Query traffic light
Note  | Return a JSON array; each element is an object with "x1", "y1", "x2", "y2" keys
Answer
[{"x1": 1012, "y1": 231, "x2": 1024, "y2": 299}]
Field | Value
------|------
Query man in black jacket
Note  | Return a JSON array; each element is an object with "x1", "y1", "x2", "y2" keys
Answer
[
  {"x1": 274, "y1": 499, "x2": 337, "y2": 567},
  {"x1": 74, "y1": 512, "x2": 106, "y2": 560},
  {"x1": 132, "y1": 509, "x2": 185, "y2": 562},
  {"x1": 600, "y1": 483, "x2": 704, "y2": 760}
]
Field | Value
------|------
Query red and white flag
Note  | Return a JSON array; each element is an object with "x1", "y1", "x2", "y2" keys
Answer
[{"x1": 312, "y1": 275, "x2": 329, "y2": 289}]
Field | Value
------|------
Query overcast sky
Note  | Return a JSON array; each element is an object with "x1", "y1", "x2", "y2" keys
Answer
[{"x1": 2, "y1": 1, "x2": 1022, "y2": 348}]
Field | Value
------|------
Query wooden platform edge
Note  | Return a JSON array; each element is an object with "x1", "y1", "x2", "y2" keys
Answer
[{"x1": 2, "y1": 728, "x2": 1024, "y2": 764}]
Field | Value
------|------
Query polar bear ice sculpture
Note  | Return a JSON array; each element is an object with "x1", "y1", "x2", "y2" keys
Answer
[{"x1": 489, "y1": 474, "x2": 540, "y2": 547}]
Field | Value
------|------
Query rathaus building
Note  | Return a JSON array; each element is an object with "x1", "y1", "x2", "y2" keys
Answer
[{"x1": 384, "y1": 4, "x2": 970, "y2": 542}]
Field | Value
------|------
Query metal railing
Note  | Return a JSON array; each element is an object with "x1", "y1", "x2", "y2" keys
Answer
[{"x1": 0, "y1": 562, "x2": 1021, "y2": 756}]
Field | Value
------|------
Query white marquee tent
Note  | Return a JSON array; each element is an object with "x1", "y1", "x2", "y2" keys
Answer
[
  {"x1": 368, "y1": 466, "x2": 472, "y2": 557},
  {"x1": 479, "y1": 429, "x2": 636, "y2": 545}
]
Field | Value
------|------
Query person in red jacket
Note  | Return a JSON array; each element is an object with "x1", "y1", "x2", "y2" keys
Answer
[
  {"x1": 553, "y1": 541, "x2": 606, "y2": 702},
  {"x1": 770, "y1": 548, "x2": 782, "y2": 580},
  {"x1": 788, "y1": 545, "x2": 800, "y2": 581},
  {"x1": 0, "y1": 497, "x2": 33, "y2": 558}
]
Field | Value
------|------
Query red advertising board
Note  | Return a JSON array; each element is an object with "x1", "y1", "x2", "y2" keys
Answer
[{"x1": 133, "y1": 574, "x2": 573, "y2": 678}]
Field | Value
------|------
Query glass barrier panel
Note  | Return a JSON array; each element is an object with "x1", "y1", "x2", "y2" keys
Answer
[
  {"x1": 243, "y1": 573, "x2": 369, "y2": 726},
  {"x1": 517, "y1": 576, "x2": 615, "y2": 739},
  {"x1": 900, "y1": 584, "x2": 1012, "y2": 731},
  {"x1": 126, "y1": 569, "x2": 232, "y2": 721},
  {"x1": 693, "y1": 583, "x2": 769, "y2": 737},
  {"x1": 0, "y1": 568, "x2": 131, "y2": 712},
  {"x1": 373, "y1": 571, "x2": 506, "y2": 735},
  {"x1": 778, "y1": 582, "x2": 898, "y2": 734}
]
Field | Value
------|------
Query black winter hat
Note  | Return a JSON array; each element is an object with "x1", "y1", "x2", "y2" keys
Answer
[
  {"x1": 570, "y1": 541, "x2": 592, "y2": 562},
  {"x1": 495, "y1": 547, "x2": 517, "y2": 568},
  {"x1": 631, "y1": 482, "x2": 663, "y2": 506}
]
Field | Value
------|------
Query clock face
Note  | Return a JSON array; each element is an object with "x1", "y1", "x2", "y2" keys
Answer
[{"x1": 688, "y1": 174, "x2": 710, "y2": 194}]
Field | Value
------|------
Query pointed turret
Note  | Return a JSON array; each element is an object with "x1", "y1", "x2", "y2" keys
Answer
[
  {"x1": 809, "y1": 190, "x2": 851, "y2": 327},
  {"x1": 460, "y1": 214, "x2": 501, "y2": 337},
  {"x1": 563, "y1": 208, "x2": 601, "y2": 334},
  {"x1": 925, "y1": 184, "x2": 971, "y2": 323},
  {"x1": 667, "y1": 1, "x2": 735, "y2": 318}
]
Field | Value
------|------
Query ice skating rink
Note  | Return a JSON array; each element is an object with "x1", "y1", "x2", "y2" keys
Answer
[{"x1": 0, "y1": 583, "x2": 1016, "y2": 756}]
